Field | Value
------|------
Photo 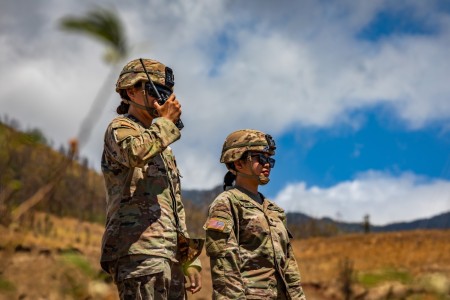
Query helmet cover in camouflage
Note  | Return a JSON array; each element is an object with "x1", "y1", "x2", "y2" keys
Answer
[
  {"x1": 115, "y1": 58, "x2": 174, "y2": 92},
  {"x1": 220, "y1": 129, "x2": 276, "y2": 164}
]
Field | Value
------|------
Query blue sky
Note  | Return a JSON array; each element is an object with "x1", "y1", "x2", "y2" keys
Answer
[
  {"x1": 267, "y1": 105, "x2": 450, "y2": 195},
  {"x1": 1, "y1": 0, "x2": 449, "y2": 225}
]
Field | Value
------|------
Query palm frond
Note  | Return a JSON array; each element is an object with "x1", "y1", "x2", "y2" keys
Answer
[{"x1": 60, "y1": 7, "x2": 128, "y2": 62}]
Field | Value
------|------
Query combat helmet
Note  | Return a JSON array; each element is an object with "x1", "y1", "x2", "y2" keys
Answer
[
  {"x1": 115, "y1": 58, "x2": 174, "y2": 92},
  {"x1": 220, "y1": 129, "x2": 276, "y2": 164}
]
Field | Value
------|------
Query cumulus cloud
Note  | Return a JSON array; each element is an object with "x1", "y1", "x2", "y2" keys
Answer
[
  {"x1": 274, "y1": 170, "x2": 450, "y2": 225},
  {"x1": 1, "y1": 0, "x2": 449, "y2": 190}
]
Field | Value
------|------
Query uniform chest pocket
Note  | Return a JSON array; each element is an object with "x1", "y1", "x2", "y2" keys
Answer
[
  {"x1": 144, "y1": 156, "x2": 167, "y2": 177},
  {"x1": 266, "y1": 206, "x2": 285, "y2": 226},
  {"x1": 266, "y1": 216, "x2": 279, "y2": 227},
  {"x1": 144, "y1": 154, "x2": 181, "y2": 181},
  {"x1": 239, "y1": 209, "x2": 269, "y2": 246}
]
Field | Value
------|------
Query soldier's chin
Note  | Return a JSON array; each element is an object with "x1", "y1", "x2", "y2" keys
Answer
[{"x1": 259, "y1": 174, "x2": 270, "y2": 185}]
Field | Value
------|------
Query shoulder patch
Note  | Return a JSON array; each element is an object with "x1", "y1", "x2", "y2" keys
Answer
[
  {"x1": 110, "y1": 117, "x2": 141, "y2": 143},
  {"x1": 111, "y1": 116, "x2": 136, "y2": 128},
  {"x1": 206, "y1": 218, "x2": 226, "y2": 231}
]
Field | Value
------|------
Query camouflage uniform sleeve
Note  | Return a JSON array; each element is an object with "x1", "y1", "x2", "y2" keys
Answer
[
  {"x1": 179, "y1": 199, "x2": 203, "y2": 272},
  {"x1": 204, "y1": 195, "x2": 245, "y2": 299},
  {"x1": 183, "y1": 257, "x2": 201, "y2": 272},
  {"x1": 179, "y1": 195, "x2": 202, "y2": 273},
  {"x1": 282, "y1": 216, "x2": 307, "y2": 299},
  {"x1": 109, "y1": 117, "x2": 180, "y2": 167},
  {"x1": 163, "y1": 147, "x2": 202, "y2": 273}
]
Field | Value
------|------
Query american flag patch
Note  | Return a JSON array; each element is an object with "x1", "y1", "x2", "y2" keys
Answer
[{"x1": 207, "y1": 218, "x2": 225, "y2": 231}]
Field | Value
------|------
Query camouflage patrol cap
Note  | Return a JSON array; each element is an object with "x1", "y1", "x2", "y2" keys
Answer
[
  {"x1": 115, "y1": 58, "x2": 174, "y2": 92},
  {"x1": 220, "y1": 129, "x2": 276, "y2": 164}
]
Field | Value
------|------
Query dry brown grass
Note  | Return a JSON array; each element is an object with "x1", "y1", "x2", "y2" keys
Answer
[
  {"x1": 0, "y1": 213, "x2": 449, "y2": 300},
  {"x1": 295, "y1": 230, "x2": 450, "y2": 284}
]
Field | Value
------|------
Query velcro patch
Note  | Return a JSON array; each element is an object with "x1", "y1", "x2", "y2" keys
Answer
[{"x1": 206, "y1": 218, "x2": 226, "y2": 231}]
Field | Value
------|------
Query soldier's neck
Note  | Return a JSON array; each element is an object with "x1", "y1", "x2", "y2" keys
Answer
[
  {"x1": 128, "y1": 108, "x2": 153, "y2": 128},
  {"x1": 235, "y1": 176, "x2": 259, "y2": 195}
]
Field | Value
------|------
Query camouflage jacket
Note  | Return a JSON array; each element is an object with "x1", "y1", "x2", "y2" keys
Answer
[
  {"x1": 204, "y1": 187, "x2": 306, "y2": 299},
  {"x1": 100, "y1": 115, "x2": 200, "y2": 272}
]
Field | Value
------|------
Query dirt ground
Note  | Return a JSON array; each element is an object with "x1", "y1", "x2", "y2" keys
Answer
[{"x1": 0, "y1": 214, "x2": 449, "y2": 300}]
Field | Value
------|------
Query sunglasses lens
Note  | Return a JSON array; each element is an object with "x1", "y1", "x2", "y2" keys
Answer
[
  {"x1": 268, "y1": 157, "x2": 275, "y2": 168},
  {"x1": 263, "y1": 156, "x2": 275, "y2": 168}
]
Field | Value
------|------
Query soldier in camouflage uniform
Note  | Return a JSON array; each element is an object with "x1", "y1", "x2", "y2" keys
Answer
[
  {"x1": 100, "y1": 58, "x2": 202, "y2": 299},
  {"x1": 204, "y1": 129, "x2": 306, "y2": 299}
]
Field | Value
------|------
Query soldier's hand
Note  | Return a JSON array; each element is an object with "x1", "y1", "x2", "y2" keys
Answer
[
  {"x1": 153, "y1": 94, "x2": 182, "y2": 125},
  {"x1": 185, "y1": 266, "x2": 202, "y2": 294}
]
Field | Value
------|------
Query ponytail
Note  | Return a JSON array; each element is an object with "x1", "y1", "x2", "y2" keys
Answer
[
  {"x1": 116, "y1": 101, "x2": 130, "y2": 114},
  {"x1": 223, "y1": 151, "x2": 251, "y2": 190},
  {"x1": 223, "y1": 171, "x2": 236, "y2": 191},
  {"x1": 116, "y1": 82, "x2": 142, "y2": 114}
]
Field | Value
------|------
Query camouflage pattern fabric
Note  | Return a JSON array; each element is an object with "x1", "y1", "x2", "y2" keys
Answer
[
  {"x1": 114, "y1": 256, "x2": 187, "y2": 300},
  {"x1": 220, "y1": 129, "x2": 276, "y2": 164},
  {"x1": 100, "y1": 115, "x2": 201, "y2": 282},
  {"x1": 118, "y1": 272, "x2": 169, "y2": 300},
  {"x1": 116, "y1": 58, "x2": 173, "y2": 92},
  {"x1": 204, "y1": 187, "x2": 306, "y2": 299},
  {"x1": 176, "y1": 231, "x2": 205, "y2": 266}
]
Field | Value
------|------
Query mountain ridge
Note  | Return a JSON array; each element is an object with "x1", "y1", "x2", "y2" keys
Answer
[
  {"x1": 182, "y1": 186, "x2": 450, "y2": 236},
  {"x1": 2, "y1": 120, "x2": 447, "y2": 238}
]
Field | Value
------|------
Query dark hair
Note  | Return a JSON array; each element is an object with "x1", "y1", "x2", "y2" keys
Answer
[
  {"x1": 223, "y1": 171, "x2": 236, "y2": 191},
  {"x1": 116, "y1": 101, "x2": 130, "y2": 114},
  {"x1": 222, "y1": 151, "x2": 249, "y2": 190},
  {"x1": 116, "y1": 82, "x2": 143, "y2": 114}
]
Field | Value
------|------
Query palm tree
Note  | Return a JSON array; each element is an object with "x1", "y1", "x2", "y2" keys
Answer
[
  {"x1": 10, "y1": 7, "x2": 129, "y2": 223},
  {"x1": 60, "y1": 7, "x2": 128, "y2": 64},
  {"x1": 60, "y1": 6, "x2": 129, "y2": 147}
]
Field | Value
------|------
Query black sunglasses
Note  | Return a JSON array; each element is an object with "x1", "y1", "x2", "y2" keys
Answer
[{"x1": 250, "y1": 153, "x2": 276, "y2": 168}]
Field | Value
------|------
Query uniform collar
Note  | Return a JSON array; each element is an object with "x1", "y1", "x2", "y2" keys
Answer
[{"x1": 125, "y1": 113, "x2": 144, "y2": 127}]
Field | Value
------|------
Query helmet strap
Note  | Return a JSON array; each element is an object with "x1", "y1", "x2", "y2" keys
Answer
[
  {"x1": 231, "y1": 156, "x2": 270, "y2": 185},
  {"x1": 247, "y1": 155, "x2": 270, "y2": 185},
  {"x1": 259, "y1": 174, "x2": 270, "y2": 185},
  {"x1": 121, "y1": 81, "x2": 158, "y2": 117},
  {"x1": 234, "y1": 170, "x2": 270, "y2": 185},
  {"x1": 228, "y1": 164, "x2": 258, "y2": 180},
  {"x1": 141, "y1": 81, "x2": 159, "y2": 118},
  {"x1": 122, "y1": 96, "x2": 158, "y2": 118}
]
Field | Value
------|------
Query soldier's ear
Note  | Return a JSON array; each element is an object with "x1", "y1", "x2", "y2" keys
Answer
[
  {"x1": 234, "y1": 160, "x2": 244, "y2": 169},
  {"x1": 126, "y1": 86, "x2": 138, "y2": 100}
]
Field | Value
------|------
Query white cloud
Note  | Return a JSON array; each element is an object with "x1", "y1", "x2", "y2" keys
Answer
[
  {"x1": 274, "y1": 170, "x2": 450, "y2": 225},
  {"x1": 1, "y1": 1, "x2": 449, "y2": 190}
]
